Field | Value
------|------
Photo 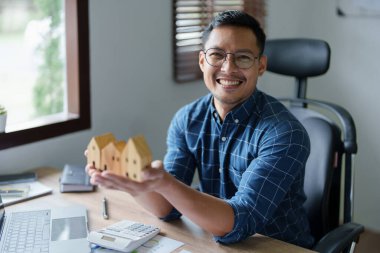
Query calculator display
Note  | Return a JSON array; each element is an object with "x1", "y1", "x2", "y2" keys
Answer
[{"x1": 101, "y1": 235, "x2": 116, "y2": 242}]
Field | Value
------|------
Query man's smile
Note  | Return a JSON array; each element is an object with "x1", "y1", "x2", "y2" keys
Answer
[{"x1": 216, "y1": 78, "x2": 242, "y2": 86}]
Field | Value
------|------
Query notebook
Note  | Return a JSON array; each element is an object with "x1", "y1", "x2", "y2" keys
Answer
[
  {"x1": 0, "y1": 181, "x2": 53, "y2": 206},
  {"x1": 0, "y1": 195, "x2": 91, "y2": 253},
  {"x1": 60, "y1": 164, "x2": 94, "y2": 192}
]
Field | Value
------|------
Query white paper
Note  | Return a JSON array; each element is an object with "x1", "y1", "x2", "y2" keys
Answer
[
  {"x1": 338, "y1": 0, "x2": 380, "y2": 16},
  {"x1": 94, "y1": 235, "x2": 184, "y2": 253}
]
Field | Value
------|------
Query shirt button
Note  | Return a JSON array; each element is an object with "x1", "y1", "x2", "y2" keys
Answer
[
  {"x1": 221, "y1": 137, "x2": 227, "y2": 141},
  {"x1": 235, "y1": 119, "x2": 239, "y2": 124},
  {"x1": 219, "y1": 168, "x2": 222, "y2": 173}
]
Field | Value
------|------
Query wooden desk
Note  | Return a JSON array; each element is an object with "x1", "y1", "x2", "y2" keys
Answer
[{"x1": 7, "y1": 168, "x2": 316, "y2": 253}]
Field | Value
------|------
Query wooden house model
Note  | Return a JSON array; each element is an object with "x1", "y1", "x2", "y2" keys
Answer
[
  {"x1": 120, "y1": 143, "x2": 129, "y2": 177},
  {"x1": 124, "y1": 135, "x2": 152, "y2": 182},
  {"x1": 87, "y1": 132, "x2": 115, "y2": 170},
  {"x1": 101, "y1": 140, "x2": 126, "y2": 175},
  {"x1": 87, "y1": 132, "x2": 152, "y2": 182}
]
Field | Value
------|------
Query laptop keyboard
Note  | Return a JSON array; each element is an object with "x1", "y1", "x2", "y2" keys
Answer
[{"x1": 2, "y1": 210, "x2": 51, "y2": 253}]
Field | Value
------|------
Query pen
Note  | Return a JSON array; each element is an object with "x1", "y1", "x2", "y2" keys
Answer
[
  {"x1": 102, "y1": 197, "x2": 109, "y2": 220},
  {"x1": 0, "y1": 188, "x2": 27, "y2": 197}
]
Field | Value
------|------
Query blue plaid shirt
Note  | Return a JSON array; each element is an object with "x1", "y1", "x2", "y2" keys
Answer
[{"x1": 163, "y1": 89, "x2": 314, "y2": 248}]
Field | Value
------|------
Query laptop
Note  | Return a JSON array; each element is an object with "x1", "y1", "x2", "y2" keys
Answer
[{"x1": 0, "y1": 195, "x2": 91, "y2": 253}]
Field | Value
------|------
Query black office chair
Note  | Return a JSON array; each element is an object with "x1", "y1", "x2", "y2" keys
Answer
[{"x1": 264, "y1": 39, "x2": 364, "y2": 253}]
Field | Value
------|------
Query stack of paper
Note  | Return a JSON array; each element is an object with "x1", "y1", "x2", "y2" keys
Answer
[{"x1": 93, "y1": 235, "x2": 184, "y2": 253}]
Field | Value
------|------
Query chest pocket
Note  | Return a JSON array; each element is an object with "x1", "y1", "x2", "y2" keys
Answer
[
  {"x1": 228, "y1": 150, "x2": 256, "y2": 188},
  {"x1": 229, "y1": 165, "x2": 244, "y2": 187}
]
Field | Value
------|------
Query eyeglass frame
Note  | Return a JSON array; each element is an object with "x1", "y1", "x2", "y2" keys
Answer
[{"x1": 202, "y1": 48, "x2": 260, "y2": 69}]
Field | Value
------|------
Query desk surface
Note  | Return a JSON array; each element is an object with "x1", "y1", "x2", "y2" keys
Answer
[{"x1": 6, "y1": 168, "x2": 316, "y2": 253}]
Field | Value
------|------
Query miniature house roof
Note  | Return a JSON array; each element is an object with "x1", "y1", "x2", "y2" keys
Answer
[
  {"x1": 90, "y1": 132, "x2": 116, "y2": 149},
  {"x1": 103, "y1": 140, "x2": 126, "y2": 155},
  {"x1": 128, "y1": 135, "x2": 152, "y2": 160},
  {"x1": 114, "y1": 140, "x2": 127, "y2": 152}
]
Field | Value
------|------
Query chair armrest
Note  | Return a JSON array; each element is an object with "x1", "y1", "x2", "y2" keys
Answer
[{"x1": 313, "y1": 222, "x2": 364, "y2": 253}]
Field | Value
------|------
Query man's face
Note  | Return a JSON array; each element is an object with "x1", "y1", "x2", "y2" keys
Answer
[{"x1": 199, "y1": 25, "x2": 267, "y2": 112}]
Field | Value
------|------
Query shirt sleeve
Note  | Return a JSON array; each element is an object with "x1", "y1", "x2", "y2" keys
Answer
[
  {"x1": 161, "y1": 107, "x2": 197, "y2": 221},
  {"x1": 215, "y1": 120, "x2": 310, "y2": 244}
]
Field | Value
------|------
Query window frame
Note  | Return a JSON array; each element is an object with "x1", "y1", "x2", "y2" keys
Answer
[
  {"x1": 172, "y1": 0, "x2": 266, "y2": 83},
  {"x1": 0, "y1": 0, "x2": 90, "y2": 150}
]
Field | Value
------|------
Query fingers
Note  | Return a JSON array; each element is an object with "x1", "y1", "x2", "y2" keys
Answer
[
  {"x1": 85, "y1": 163, "x2": 91, "y2": 172},
  {"x1": 101, "y1": 172, "x2": 132, "y2": 185},
  {"x1": 89, "y1": 170, "x2": 101, "y2": 185},
  {"x1": 85, "y1": 164, "x2": 98, "y2": 176},
  {"x1": 93, "y1": 173, "x2": 120, "y2": 188},
  {"x1": 142, "y1": 160, "x2": 164, "y2": 181},
  {"x1": 142, "y1": 169, "x2": 164, "y2": 181},
  {"x1": 99, "y1": 172, "x2": 150, "y2": 195},
  {"x1": 151, "y1": 160, "x2": 163, "y2": 169},
  {"x1": 86, "y1": 159, "x2": 167, "y2": 195}
]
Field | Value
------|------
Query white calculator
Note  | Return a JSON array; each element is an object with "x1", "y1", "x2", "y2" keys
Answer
[{"x1": 87, "y1": 219, "x2": 160, "y2": 252}]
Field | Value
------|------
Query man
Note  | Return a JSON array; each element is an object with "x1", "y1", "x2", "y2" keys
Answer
[{"x1": 87, "y1": 10, "x2": 314, "y2": 248}]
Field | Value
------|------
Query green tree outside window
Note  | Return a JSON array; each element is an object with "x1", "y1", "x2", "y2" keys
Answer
[{"x1": 33, "y1": 0, "x2": 64, "y2": 116}]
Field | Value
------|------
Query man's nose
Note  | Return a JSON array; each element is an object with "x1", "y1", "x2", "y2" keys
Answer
[{"x1": 221, "y1": 54, "x2": 238, "y2": 72}]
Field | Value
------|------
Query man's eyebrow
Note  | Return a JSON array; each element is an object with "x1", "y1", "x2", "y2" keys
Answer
[
  {"x1": 206, "y1": 47, "x2": 256, "y2": 54},
  {"x1": 234, "y1": 49, "x2": 255, "y2": 54}
]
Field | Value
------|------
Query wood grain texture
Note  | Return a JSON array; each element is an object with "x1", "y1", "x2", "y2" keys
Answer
[{"x1": 5, "y1": 167, "x2": 316, "y2": 253}]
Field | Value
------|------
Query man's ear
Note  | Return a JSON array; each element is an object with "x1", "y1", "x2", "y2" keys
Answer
[
  {"x1": 199, "y1": 51, "x2": 205, "y2": 73},
  {"x1": 258, "y1": 55, "x2": 267, "y2": 76}
]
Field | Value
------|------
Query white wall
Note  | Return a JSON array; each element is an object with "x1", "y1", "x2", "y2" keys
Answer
[
  {"x1": 262, "y1": 0, "x2": 380, "y2": 232},
  {"x1": 0, "y1": 0, "x2": 207, "y2": 174},
  {"x1": 1, "y1": 0, "x2": 379, "y2": 232}
]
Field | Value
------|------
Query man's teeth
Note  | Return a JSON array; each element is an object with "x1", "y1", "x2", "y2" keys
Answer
[{"x1": 218, "y1": 79, "x2": 241, "y2": 85}]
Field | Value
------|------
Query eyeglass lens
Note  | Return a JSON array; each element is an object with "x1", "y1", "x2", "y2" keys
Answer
[{"x1": 204, "y1": 48, "x2": 257, "y2": 69}]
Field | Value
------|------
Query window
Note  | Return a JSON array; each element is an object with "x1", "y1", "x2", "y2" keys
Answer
[
  {"x1": 0, "y1": 0, "x2": 90, "y2": 150},
  {"x1": 173, "y1": 0, "x2": 266, "y2": 83}
]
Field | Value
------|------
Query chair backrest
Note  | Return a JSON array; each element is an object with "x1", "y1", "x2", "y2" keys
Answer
[
  {"x1": 264, "y1": 39, "x2": 357, "y2": 242},
  {"x1": 264, "y1": 38, "x2": 330, "y2": 99},
  {"x1": 289, "y1": 107, "x2": 341, "y2": 241}
]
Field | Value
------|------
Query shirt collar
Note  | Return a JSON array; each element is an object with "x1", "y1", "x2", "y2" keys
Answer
[
  {"x1": 209, "y1": 89, "x2": 260, "y2": 124},
  {"x1": 209, "y1": 95, "x2": 222, "y2": 124}
]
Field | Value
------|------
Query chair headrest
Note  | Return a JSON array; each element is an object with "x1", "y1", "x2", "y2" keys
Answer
[{"x1": 264, "y1": 39, "x2": 331, "y2": 78}]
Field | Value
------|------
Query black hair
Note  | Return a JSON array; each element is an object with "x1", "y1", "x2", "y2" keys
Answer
[{"x1": 202, "y1": 10, "x2": 266, "y2": 55}]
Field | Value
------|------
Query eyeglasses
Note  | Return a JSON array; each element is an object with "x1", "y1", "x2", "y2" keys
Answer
[{"x1": 203, "y1": 48, "x2": 259, "y2": 69}]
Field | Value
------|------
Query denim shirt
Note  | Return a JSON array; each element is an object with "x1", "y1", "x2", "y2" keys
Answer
[{"x1": 163, "y1": 89, "x2": 314, "y2": 248}]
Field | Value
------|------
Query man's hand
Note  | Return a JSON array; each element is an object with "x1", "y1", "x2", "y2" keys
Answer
[
  {"x1": 85, "y1": 156, "x2": 174, "y2": 217},
  {"x1": 84, "y1": 151, "x2": 234, "y2": 236},
  {"x1": 85, "y1": 160, "x2": 169, "y2": 196}
]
